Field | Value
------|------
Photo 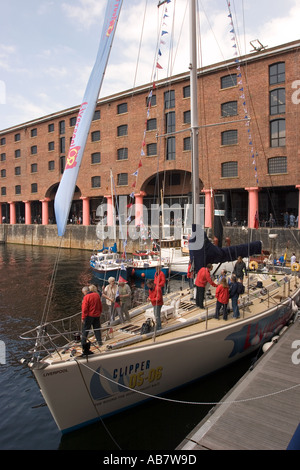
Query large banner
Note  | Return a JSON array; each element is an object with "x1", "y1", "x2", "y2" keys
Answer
[{"x1": 54, "y1": 0, "x2": 123, "y2": 237}]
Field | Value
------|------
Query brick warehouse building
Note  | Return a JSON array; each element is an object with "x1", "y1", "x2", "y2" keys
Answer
[{"x1": 1, "y1": 39, "x2": 300, "y2": 231}]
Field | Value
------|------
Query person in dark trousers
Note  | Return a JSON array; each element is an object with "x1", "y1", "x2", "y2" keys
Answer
[
  {"x1": 214, "y1": 277, "x2": 230, "y2": 320},
  {"x1": 187, "y1": 261, "x2": 194, "y2": 299},
  {"x1": 233, "y1": 256, "x2": 247, "y2": 281},
  {"x1": 81, "y1": 285, "x2": 103, "y2": 353},
  {"x1": 229, "y1": 274, "x2": 243, "y2": 318},
  {"x1": 194, "y1": 263, "x2": 218, "y2": 309}
]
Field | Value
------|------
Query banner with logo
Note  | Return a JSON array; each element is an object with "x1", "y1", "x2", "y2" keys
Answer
[{"x1": 54, "y1": 0, "x2": 123, "y2": 237}]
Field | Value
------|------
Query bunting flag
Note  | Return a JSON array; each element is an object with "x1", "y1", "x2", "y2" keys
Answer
[
  {"x1": 226, "y1": 0, "x2": 258, "y2": 185},
  {"x1": 119, "y1": 265, "x2": 128, "y2": 283},
  {"x1": 54, "y1": 0, "x2": 123, "y2": 237},
  {"x1": 126, "y1": 0, "x2": 172, "y2": 245}
]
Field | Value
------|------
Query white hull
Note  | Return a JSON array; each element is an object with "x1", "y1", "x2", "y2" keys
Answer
[
  {"x1": 31, "y1": 282, "x2": 300, "y2": 433},
  {"x1": 162, "y1": 252, "x2": 243, "y2": 277}
]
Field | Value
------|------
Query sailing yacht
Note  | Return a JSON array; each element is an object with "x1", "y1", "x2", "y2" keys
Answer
[{"x1": 21, "y1": 0, "x2": 300, "y2": 434}]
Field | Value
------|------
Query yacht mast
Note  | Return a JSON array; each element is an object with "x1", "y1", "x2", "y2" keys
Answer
[{"x1": 189, "y1": 0, "x2": 200, "y2": 226}]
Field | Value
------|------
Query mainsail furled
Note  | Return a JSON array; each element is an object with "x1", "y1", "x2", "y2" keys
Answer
[
  {"x1": 54, "y1": 0, "x2": 123, "y2": 237},
  {"x1": 189, "y1": 226, "x2": 262, "y2": 272}
]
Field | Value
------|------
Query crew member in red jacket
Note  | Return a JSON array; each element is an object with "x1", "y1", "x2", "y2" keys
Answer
[
  {"x1": 81, "y1": 285, "x2": 103, "y2": 352},
  {"x1": 154, "y1": 266, "x2": 166, "y2": 294},
  {"x1": 147, "y1": 279, "x2": 163, "y2": 330},
  {"x1": 214, "y1": 278, "x2": 230, "y2": 320},
  {"x1": 194, "y1": 263, "x2": 217, "y2": 308}
]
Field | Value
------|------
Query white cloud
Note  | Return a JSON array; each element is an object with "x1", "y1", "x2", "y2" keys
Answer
[
  {"x1": 1, "y1": 0, "x2": 300, "y2": 131},
  {"x1": 255, "y1": 2, "x2": 300, "y2": 48},
  {"x1": 61, "y1": 0, "x2": 106, "y2": 29}
]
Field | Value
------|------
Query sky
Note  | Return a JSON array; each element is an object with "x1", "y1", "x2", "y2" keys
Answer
[{"x1": 0, "y1": 0, "x2": 300, "y2": 131}]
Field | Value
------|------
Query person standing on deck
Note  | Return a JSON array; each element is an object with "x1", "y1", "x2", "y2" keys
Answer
[
  {"x1": 214, "y1": 278, "x2": 230, "y2": 320},
  {"x1": 194, "y1": 263, "x2": 218, "y2": 309},
  {"x1": 291, "y1": 252, "x2": 297, "y2": 266},
  {"x1": 102, "y1": 277, "x2": 118, "y2": 323},
  {"x1": 229, "y1": 274, "x2": 243, "y2": 319},
  {"x1": 187, "y1": 261, "x2": 194, "y2": 300},
  {"x1": 147, "y1": 279, "x2": 163, "y2": 330},
  {"x1": 81, "y1": 285, "x2": 102, "y2": 352},
  {"x1": 154, "y1": 265, "x2": 166, "y2": 294},
  {"x1": 233, "y1": 256, "x2": 247, "y2": 281}
]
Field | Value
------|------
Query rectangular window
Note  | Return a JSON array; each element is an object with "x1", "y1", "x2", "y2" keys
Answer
[
  {"x1": 60, "y1": 137, "x2": 65, "y2": 153},
  {"x1": 15, "y1": 133, "x2": 21, "y2": 142},
  {"x1": 31, "y1": 128, "x2": 37, "y2": 137},
  {"x1": 117, "y1": 124, "x2": 128, "y2": 137},
  {"x1": 15, "y1": 149, "x2": 21, "y2": 158},
  {"x1": 183, "y1": 85, "x2": 190, "y2": 98},
  {"x1": 0, "y1": 153, "x2": 5, "y2": 161},
  {"x1": 270, "y1": 88, "x2": 285, "y2": 115},
  {"x1": 117, "y1": 148, "x2": 128, "y2": 160},
  {"x1": 31, "y1": 145, "x2": 37, "y2": 155},
  {"x1": 166, "y1": 111, "x2": 175, "y2": 133},
  {"x1": 15, "y1": 185, "x2": 21, "y2": 195},
  {"x1": 70, "y1": 117, "x2": 77, "y2": 127},
  {"x1": 91, "y1": 152, "x2": 101, "y2": 164},
  {"x1": 0, "y1": 137, "x2": 6, "y2": 145},
  {"x1": 48, "y1": 141, "x2": 55, "y2": 151},
  {"x1": 221, "y1": 101, "x2": 238, "y2": 117},
  {"x1": 93, "y1": 109, "x2": 100, "y2": 121},
  {"x1": 147, "y1": 143, "x2": 157, "y2": 156},
  {"x1": 60, "y1": 156, "x2": 65, "y2": 174},
  {"x1": 183, "y1": 136, "x2": 191, "y2": 151},
  {"x1": 146, "y1": 94, "x2": 156, "y2": 107},
  {"x1": 166, "y1": 136, "x2": 176, "y2": 160},
  {"x1": 183, "y1": 110, "x2": 191, "y2": 124},
  {"x1": 1, "y1": 187, "x2": 6, "y2": 196},
  {"x1": 269, "y1": 62, "x2": 285, "y2": 85},
  {"x1": 48, "y1": 160, "x2": 55, "y2": 171},
  {"x1": 117, "y1": 173, "x2": 128, "y2": 186},
  {"x1": 31, "y1": 183, "x2": 37, "y2": 193},
  {"x1": 91, "y1": 130, "x2": 100, "y2": 142},
  {"x1": 164, "y1": 90, "x2": 175, "y2": 109},
  {"x1": 59, "y1": 120, "x2": 65, "y2": 135},
  {"x1": 15, "y1": 166, "x2": 21, "y2": 176},
  {"x1": 117, "y1": 103, "x2": 127, "y2": 114},
  {"x1": 147, "y1": 118, "x2": 157, "y2": 131},
  {"x1": 31, "y1": 163, "x2": 38, "y2": 173},
  {"x1": 48, "y1": 123, "x2": 54, "y2": 133},
  {"x1": 221, "y1": 161, "x2": 238, "y2": 177},
  {"x1": 1, "y1": 169, "x2": 6, "y2": 178},
  {"x1": 270, "y1": 119, "x2": 286, "y2": 147},
  {"x1": 268, "y1": 156, "x2": 287, "y2": 174},
  {"x1": 221, "y1": 130, "x2": 238, "y2": 146},
  {"x1": 91, "y1": 176, "x2": 101, "y2": 188},
  {"x1": 221, "y1": 74, "x2": 237, "y2": 89}
]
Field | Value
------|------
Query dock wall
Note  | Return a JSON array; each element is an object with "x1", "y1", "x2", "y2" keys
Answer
[{"x1": 0, "y1": 224, "x2": 299, "y2": 257}]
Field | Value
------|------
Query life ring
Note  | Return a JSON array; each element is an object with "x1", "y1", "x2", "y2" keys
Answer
[
  {"x1": 249, "y1": 260, "x2": 258, "y2": 271},
  {"x1": 291, "y1": 262, "x2": 300, "y2": 271}
]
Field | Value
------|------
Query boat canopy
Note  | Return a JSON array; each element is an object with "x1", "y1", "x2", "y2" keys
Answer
[{"x1": 189, "y1": 225, "x2": 262, "y2": 272}]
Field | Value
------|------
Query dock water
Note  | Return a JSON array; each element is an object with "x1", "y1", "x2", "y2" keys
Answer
[{"x1": 177, "y1": 318, "x2": 300, "y2": 450}]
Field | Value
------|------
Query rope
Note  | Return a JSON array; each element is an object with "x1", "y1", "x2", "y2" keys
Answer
[
  {"x1": 75, "y1": 358, "x2": 121, "y2": 449},
  {"x1": 78, "y1": 359, "x2": 300, "y2": 407},
  {"x1": 40, "y1": 237, "x2": 63, "y2": 326}
]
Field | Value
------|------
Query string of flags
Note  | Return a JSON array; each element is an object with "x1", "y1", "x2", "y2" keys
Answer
[
  {"x1": 126, "y1": 0, "x2": 172, "y2": 245},
  {"x1": 226, "y1": 0, "x2": 259, "y2": 185}
]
